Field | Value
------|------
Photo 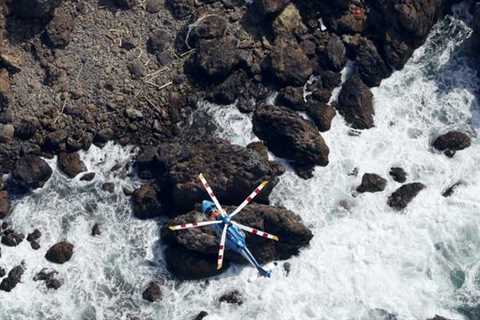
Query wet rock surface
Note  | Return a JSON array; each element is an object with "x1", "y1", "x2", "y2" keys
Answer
[
  {"x1": 34, "y1": 268, "x2": 64, "y2": 290},
  {"x1": 142, "y1": 281, "x2": 162, "y2": 302},
  {"x1": 0, "y1": 264, "x2": 24, "y2": 292},
  {"x1": 357, "y1": 173, "x2": 387, "y2": 193},
  {"x1": 337, "y1": 75, "x2": 375, "y2": 129},
  {"x1": 45, "y1": 241, "x2": 74, "y2": 264},
  {"x1": 253, "y1": 104, "x2": 329, "y2": 177},
  {"x1": 11, "y1": 156, "x2": 53, "y2": 190},
  {"x1": 388, "y1": 183, "x2": 426, "y2": 210},
  {"x1": 219, "y1": 290, "x2": 243, "y2": 305},
  {"x1": 433, "y1": 131, "x2": 471, "y2": 153},
  {"x1": 57, "y1": 151, "x2": 86, "y2": 178},
  {"x1": 390, "y1": 167, "x2": 407, "y2": 183},
  {"x1": 162, "y1": 203, "x2": 313, "y2": 279},
  {"x1": 132, "y1": 184, "x2": 164, "y2": 219}
]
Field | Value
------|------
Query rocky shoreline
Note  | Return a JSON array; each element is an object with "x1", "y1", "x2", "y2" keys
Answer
[{"x1": 0, "y1": 0, "x2": 478, "y2": 319}]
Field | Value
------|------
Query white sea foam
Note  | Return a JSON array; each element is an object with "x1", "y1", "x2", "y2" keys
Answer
[{"x1": 0, "y1": 9, "x2": 479, "y2": 320}]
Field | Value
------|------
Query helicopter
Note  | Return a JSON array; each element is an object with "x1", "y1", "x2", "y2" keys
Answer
[{"x1": 169, "y1": 173, "x2": 279, "y2": 277}]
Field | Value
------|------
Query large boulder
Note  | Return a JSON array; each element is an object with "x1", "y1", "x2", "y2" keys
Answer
[
  {"x1": 432, "y1": 131, "x2": 471, "y2": 153},
  {"x1": 162, "y1": 203, "x2": 313, "y2": 279},
  {"x1": 253, "y1": 104, "x2": 329, "y2": 176},
  {"x1": 307, "y1": 103, "x2": 336, "y2": 132},
  {"x1": 0, "y1": 265, "x2": 24, "y2": 292},
  {"x1": 187, "y1": 37, "x2": 239, "y2": 83},
  {"x1": 353, "y1": 37, "x2": 392, "y2": 87},
  {"x1": 131, "y1": 184, "x2": 165, "y2": 219},
  {"x1": 337, "y1": 75, "x2": 375, "y2": 129},
  {"x1": 142, "y1": 281, "x2": 162, "y2": 302},
  {"x1": 356, "y1": 173, "x2": 387, "y2": 193},
  {"x1": 57, "y1": 151, "x2": 86, "y2": 178},
  {"x1": 142, "y1": 137, "x2": 281, "y2": 214},
  {"x1": 45, "y1": 241, "x2": 74, "y2": 264},
  {"x1": 269, "y1": 36, "x2": 313, "y2": 86},
  {"x1": 11, "y1": 0, "x2": 62, "y2": 18},
  {"x1": 12, "y1": 155, "x2": 53, "y2": 190},
  {"x1": 387, "y1": 182, "x2": 426, "y2": 210},
  {"x1": 0, "y1": 190, "x2": 9, "y2": 219}
]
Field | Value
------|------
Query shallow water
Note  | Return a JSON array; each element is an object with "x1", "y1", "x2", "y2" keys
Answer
[{"x1": 1, "y1": 9, "x2": 480, "y2": 320}]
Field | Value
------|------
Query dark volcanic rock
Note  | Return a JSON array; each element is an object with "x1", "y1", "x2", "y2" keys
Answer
[
  {"x1": 354, "y1": 38, "x2": 392, "y2": 87},
  {"x1": 11, "y1": 0, "x2": 62, "y2": 18},
  {"x1": 187, "y1": 37, "x2": 239, "y2": 83},
  {"x1": 253, "y1": 104, "x2": 329, "y2": 175},
  {"x1": 162, "y1": 203, "x2": 313, "y2": 279},
  {"x1": 33, "y1": 268, "x2": 63, "y2": 290},
  {"x1": 12, "y1": 155, "x2": 53, "y2": 190},
  {"x1": 57, "y1": 151, "x2": 86, "y2": 178},
  {"x1": 206, "y1": 70, "x2": 269, "y2": 110},
  {"x1": 151, "y1": 137, "x2": 280, "y2": 214},
  {"x1": 142, "y1": 281, "x2": 162, "y2": 302},
  {"x1": 0, "y1": 190, "x2": 10, "y2": 219},
  {"x1": 390, "y1": 167, "x2": 407, "y2": 183},
  {"x1": 166, "y1": 0, "x2": 194, "y2": 19},
  {"x1": 193, "y1": 311, "x2": 209, "y2": 320},
  {"x1": 1, "y1": 230, "x2": 25, "y2": 246},
  {"x1": 91, "y1": 223, "x2": 101, "y2": 236},
  {"x1": 45, "y1": 8, "x2": 75, "y2": 48},
  {"x1": 277, "y1": 86, "x2": 306, "y2": 111},
  {"x1": 27, "y1": 229, "x2": 42, "y2": 242},
  {"x1": 357, "y1": 173, "x2": 387, "y2": 193},
  {"x1": 387, "y1": 183, "x2": 426, "y2": 210},
  {"x1": 442, "y1": 181, "x2": 463, "y2": 198},
  {"x1": 114, "y1": 0, "x2": 138, "y2": 9},
  {"x1": 219, "y1": 290, "x2": 243, "y2": 305},
  {"x1": 269, "y1": 36, "x2": 313, "y2": 86},
  {"x1": 258, "y1": 0, "x2": 291, "y2": 14},
  {"x1": 132, "y1": 184, "x2": 165, "y2": 219},
  {"x1": 432, "y1": 131, "x2": 471, "y2": 152},
  {"x1": 45, "y1": 241, "x2": 74, "y2": 264},
  {"x1": 337, "y1": 75, "x2": 374, "y2": 129},
  {"x1": 0, "y1": 265, "x2": 24, "y2": 292},
  {"x1": 80, "y1": 172, "x2": 96, "y2": 181},
  {"x1": 307, "y1": 103, "x2": 336, "y2": 132}
]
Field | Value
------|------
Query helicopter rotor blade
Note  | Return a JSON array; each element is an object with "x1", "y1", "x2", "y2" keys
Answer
[
  {"x1": 198, "y1": 173, "x2": 228, "y2": 217},
  {"x1": 168, "y1": 220, "x2": 222, "y2": 231},
  {"x1": 228, "y1": 181, "x2": 268, "y2": 219},
  {"x1": 231, "y1": 221, "x2": 279, "y2": 241},
  {"x1": 217, "y1": 224, "x2": 229, "y2": 270}
]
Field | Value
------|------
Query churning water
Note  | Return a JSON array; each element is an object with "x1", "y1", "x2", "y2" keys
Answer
[{"x1": 1, "y1": 8, "x2": 480, "y2": 320}]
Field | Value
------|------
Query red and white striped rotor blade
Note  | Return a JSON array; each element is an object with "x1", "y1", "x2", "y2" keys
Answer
[
  {"x1": 228, "y1": 181, "x2": 268, "y2": 219},
  {"x1": 168, "y1": 220, "x2": 221, "y2": 231},
  {"x1": 231, "y1": 221, "x2": 279, "y2": 241},
  {"x1": 198, "y1": 173, "x2": 228, "y2": 217},
  {"x1": 217, "y1": 224, "x2": 228, "y2": 270}
]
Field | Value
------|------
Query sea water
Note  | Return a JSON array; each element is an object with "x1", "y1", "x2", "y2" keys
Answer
[{"x1": 1, "y1": 8, "x2": 479, "y2": 320}]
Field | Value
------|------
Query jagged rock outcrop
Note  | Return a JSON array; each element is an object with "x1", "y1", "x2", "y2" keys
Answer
[
  {"x1": 337, "y1": 75, "x2": 375, "y2": 129},
  {"x1": 136, "y1": 137, "x2": 282, "y2": 215}
]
